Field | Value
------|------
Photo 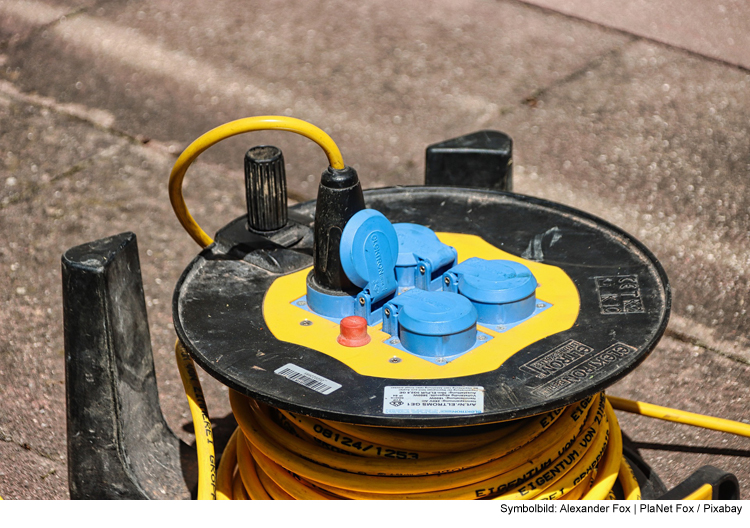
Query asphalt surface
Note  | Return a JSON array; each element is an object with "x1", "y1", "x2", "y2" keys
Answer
[{"x1": 0, "y1": 0, "x2": 748, "y2": 499}]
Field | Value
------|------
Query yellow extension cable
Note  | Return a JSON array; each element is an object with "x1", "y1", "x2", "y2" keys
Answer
[
  {"x1": 170, "y1": 116, "x2": 750, "y2": 500},
  {"x1": 175, "y1": 343, "x2": 750, "y2": 500},
  {"x1": 168, "y1": 115, "x2": 344, "y2": 249}
]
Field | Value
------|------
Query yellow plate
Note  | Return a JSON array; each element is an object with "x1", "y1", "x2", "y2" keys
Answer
[{"x1": 264, "y1": 233, "x2": 580, "y2": 380}]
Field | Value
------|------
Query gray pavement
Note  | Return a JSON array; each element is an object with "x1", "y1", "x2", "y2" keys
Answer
[
  {"x1": 0, "y1": 0, "x2": 748, "y2": 499},
  {"x1": 523, "y1": 0, "x2": 750, "y2": 71}
]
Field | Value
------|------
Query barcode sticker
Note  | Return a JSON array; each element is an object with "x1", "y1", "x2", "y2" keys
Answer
[{"x1": 274, "y1": 363, "x2": 342, "y2": 395}]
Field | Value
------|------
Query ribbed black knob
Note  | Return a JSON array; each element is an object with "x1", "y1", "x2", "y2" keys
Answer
[{"x1": 244, "y1": 145, "x2": 288, "y2": 232}]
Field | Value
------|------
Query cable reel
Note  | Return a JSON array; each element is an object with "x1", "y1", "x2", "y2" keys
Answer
[{"x1": 167, "y1": 116, "x2": 747, "y2": 500}]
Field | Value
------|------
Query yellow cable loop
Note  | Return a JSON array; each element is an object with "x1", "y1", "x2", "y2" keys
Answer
[
  {"x1": 619, "y1": 459, "x2": 642, "y2": 500},
  {"x1": 175, "y1": 341, "x2": 216, "y2": 500},
  {"x1": 168, "y1": 116, "x2": 345, "y2": 248},
  {"x1": 216, "y1": 428, "x2": 239, "y2": 500},
  {"x1": 581, "y1": 401, "x2": 622, "y2": 500}
]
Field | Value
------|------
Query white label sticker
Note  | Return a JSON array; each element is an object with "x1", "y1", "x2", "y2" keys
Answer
[
  {"x1": 383, "y1": 386, "x2": 484, "y2": 414},
  {"x1": 274, "y1": 363, "x2": 342, "y2": 395}
]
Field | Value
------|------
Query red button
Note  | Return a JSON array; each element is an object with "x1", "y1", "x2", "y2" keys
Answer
[{"x1": 337, "y1": 316, "x2": 371, "y2": 347}]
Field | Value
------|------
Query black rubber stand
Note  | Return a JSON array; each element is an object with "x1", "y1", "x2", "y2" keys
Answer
[
  {"x1": 62, "y1": 232, "x2": 194, "y2": 499},
  {"x1": 660, "y1": 465, "x2": 740, "y2": 500},
  {"x1": 425, "y1": 130, "x2": 513, "y2": 191}
]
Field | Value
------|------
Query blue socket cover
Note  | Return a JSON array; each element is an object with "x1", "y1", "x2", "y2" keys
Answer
[
  {"x1": 383, "y1": 289, "x2": 478, "y2": 359},
  {"x1": 445, "y1": 258, "x2": 537, "y2": 324},
  {"x1": 339, "y1": 209, "x2": 399, "y2": 303},
  {"x1": 394, "y1": 223, "x2": 458, "y2": 290}
]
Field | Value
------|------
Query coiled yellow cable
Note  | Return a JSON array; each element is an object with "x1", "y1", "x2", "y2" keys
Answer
[
  {"x1": 174, "y1": 341, "x2": 749, "y2": 500},
  {"x1": 175, "y1": 346, "x2": 626, "y2": 500},
  {"x1": 175, "y1": 341, "x2": 216, "y2": 500}
]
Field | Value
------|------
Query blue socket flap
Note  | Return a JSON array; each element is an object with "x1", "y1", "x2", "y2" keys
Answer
[
  {"x1": 340, "y1": 209, "x2": 398, "y2": 302},
  {"x1": 394, "y1": 223, "x2": 457, "y2": 269},
  {"x1": 452, "y1": 258, "x2": 537, "y2": 304},
  {"x1": 395, "y1": 289, "x2": 477, "y2": 336}
]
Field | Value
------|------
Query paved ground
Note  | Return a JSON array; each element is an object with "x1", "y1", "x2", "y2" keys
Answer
[{"x1": 0, "y1": 0, "x2": 748, "y2": 499}]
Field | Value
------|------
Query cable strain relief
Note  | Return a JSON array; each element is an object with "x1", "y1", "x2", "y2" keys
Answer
[{"x1": 313, "y1": 165, "x2": 366, "y2": 292}]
